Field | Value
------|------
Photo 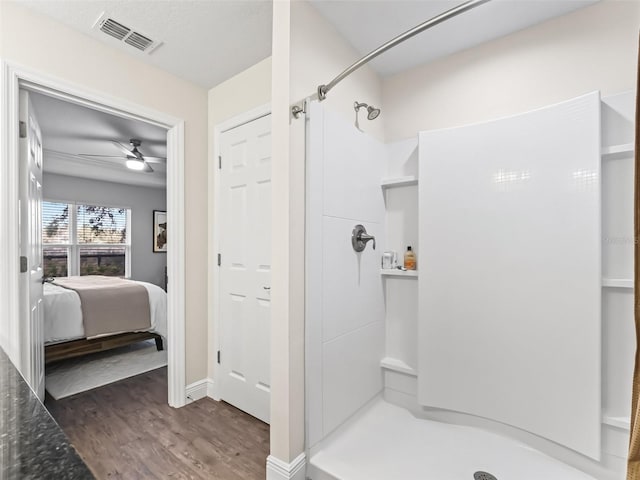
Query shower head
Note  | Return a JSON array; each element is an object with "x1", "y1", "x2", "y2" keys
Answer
[
  {"x1": 354, "y1": 101, "x2": 381, "y2": 130},
  {"x1": 367, "y1": 106, "x2": 380, "y2": 120}
]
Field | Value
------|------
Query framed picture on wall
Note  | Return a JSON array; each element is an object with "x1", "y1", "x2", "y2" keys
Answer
[{"x1": 153, "y1": 210, "x2": 167, "y2": 253}]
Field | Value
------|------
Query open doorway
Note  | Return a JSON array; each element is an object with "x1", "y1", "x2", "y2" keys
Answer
[
  {"x1": 22, "y1": 90, "x2": 170, "y2": 402},
  {"x1": 0, "y1": 63, "x2": 186, "y2": 408}
]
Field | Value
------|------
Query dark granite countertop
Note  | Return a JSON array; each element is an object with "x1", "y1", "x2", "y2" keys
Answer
[{"x1": 0, "y1": 347, "x2": 94, "y2": 479}]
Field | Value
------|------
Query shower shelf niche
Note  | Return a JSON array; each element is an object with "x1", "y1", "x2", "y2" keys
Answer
[
  {"x1": 380, "y1": 176, "x2": 418, "y2": 189},
  {"x1": 380, "y1": 356, "x2": 417, "y2": 376},
  {"x1": 601, "y1": 415, "x2": 630, "y2": 431},
  {"x1": 601, "y1": 143, "x2": 634, "y2": 160},
  {"x1": 380, "y1": 269, "x2": 418, "y2": 278},
  {"x1": 601, "y1": 278, "x2": 633, "y2": 289}
]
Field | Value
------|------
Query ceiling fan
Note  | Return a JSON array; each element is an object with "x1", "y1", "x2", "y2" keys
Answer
[{"x1": 78, "y1": 138, "x2": 166, "y2": 173}]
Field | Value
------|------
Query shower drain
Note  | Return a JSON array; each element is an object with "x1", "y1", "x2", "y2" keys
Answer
[{"x1": 474, "y1": 472, "x2": 498, "y2": 480}]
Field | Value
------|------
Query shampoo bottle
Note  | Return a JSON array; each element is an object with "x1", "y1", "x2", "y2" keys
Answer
[{"x1": 404, "y1": 246, "x2": 416, "y2": 270}]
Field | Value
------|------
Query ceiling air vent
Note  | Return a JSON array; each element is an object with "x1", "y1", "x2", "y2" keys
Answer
[
  {"x1": 125, "y1": 32, "x2": 153, "y2": 52},
  {"x1": 93, "y1": 13, "x2": 162, "y2": 54},
  {"x1": 99, "y1": 18, "x2": 130, "y2": 41}
]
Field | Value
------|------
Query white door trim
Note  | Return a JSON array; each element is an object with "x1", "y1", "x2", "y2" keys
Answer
[
  {"x1": 0, "y1": 60, "x2": 187, "y2": 407},
  {"x1": 208, "y1": 103, "x2": 271, "y2": 400}
]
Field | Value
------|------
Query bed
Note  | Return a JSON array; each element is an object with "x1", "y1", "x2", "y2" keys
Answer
[{"x1": 43, "y1": 277, "x2": 167, "y2": 364}]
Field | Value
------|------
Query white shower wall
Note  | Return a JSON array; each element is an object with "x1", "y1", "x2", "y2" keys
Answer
[
  {"x1": 419, "y1": 92, "x2": 602, "y2": 459},
  {"x1": 378, "y1": 91, "x2": 635, "y2": 480},
  {"x1": 306, "y1": 102, "x2": 386, "y2": 452}
]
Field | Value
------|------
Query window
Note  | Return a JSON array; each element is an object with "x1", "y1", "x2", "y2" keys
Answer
[{"x1": 43, "y1": 201, "x2": 131, "y2": 277}]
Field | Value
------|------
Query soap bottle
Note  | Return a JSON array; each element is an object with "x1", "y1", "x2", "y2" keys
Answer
[{"x1": 404, "y1": 246, "x2": 416, "y2": 270}]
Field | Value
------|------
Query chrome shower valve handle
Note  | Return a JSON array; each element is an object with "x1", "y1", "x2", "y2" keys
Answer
[
  {"x1": 360, "y1": 233, "x2": 376, "y2": 250},
  {"x1": 352, "y1": 224, "x2": 376, "y2": 252}
]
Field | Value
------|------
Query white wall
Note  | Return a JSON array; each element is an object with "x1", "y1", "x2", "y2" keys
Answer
[
  {"x1": 209, "y1": 58, "x2": 272, "y2": 127},
  {"x1": 0, "y1": 1, "x2": 208, "y2": 384},
  {"x1": 306, "y1": 102, "x2": 386, "y2": 452},
  {"x1": 382, "y1": 0, "x2": 639, "y2": 141},
  {"x1": 270, "y1": 0, "x2": 296, "y2": 466},
  {"x1": 43, "y1": 173, "x2": 167, "y2": 287}
]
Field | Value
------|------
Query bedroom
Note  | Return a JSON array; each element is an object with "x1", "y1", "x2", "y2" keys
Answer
[{"x1": 28, "y1": 90, "x2": 170, "y2": 400}]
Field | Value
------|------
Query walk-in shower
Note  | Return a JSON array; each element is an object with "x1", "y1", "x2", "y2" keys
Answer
[
  {"x1": 296, "y1": 1, "x2": 634, "y2": 479},
  {"x1": 303, "y1": 90, "x2": 633, "y2": 480}
]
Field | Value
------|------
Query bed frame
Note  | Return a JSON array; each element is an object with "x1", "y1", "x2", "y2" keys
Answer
[{"x1": 45, "y1": 332, "x2": 164, "y2": 365}]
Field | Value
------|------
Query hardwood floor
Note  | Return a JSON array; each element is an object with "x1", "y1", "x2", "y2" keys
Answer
[{"x1": 46, "y1": 367, "x2": 270, "y2": 480}]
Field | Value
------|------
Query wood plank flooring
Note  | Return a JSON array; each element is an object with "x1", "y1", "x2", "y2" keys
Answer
[{"x1": 46, "y1": 367, "x2": 269, "y2": 480}]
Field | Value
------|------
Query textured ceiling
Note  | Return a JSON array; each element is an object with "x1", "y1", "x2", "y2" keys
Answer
[
  {"x1": 30, "y1": 91, "x2": 167, "y2": 188},
  {"x1": 17, "y1": 0, "x2": 599, "y2": 89},
  {"x1": 309, "y1": 0, "x2": 599, "y2": 77},
  {"x1": 17, "y1": 0, "x2": 273, "y2": 88}
]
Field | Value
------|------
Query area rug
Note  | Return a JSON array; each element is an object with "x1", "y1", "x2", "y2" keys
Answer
[{"x1": 45, "y1": 340, "x2": 167, "y2": 399}]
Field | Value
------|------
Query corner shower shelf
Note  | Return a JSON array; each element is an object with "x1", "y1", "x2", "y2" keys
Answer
[
  {"x1": 380, "y1": 357, "x2": 417, "y2": 376},
  {"x1": 601, "y1": 143, "x2": 634, "y2": 160},
  {"x1": 602, "y1": 278, "x2": 633, "y2": 289},
  {"x1": 380, "y1": 269, "x2": 418, "y2": 278},
  {"x1": 381, "y1": 176, "x2": 418, "y2": 189},
  {"x1": 602, "y1": 415, "x2": 630, "y2": 431}
]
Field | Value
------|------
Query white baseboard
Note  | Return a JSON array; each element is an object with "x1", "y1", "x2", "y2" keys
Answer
[
  {"x1": 185, "y1": 378, "x2": 214, "y2": 404},
  {"x1": 207, "y1": 378, "x2": 218, "y2": 399},
  {"x1": 266, "y1": 453, "x2": 306, "y2": 480}
]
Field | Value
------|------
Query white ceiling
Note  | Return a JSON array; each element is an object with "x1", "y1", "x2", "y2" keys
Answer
[
  {"x1": 17, "y1": 0, "x2": 273, "y2": 89},
  {"x1": 17, "y1": 0, "x2": 600, "y2": 89},
  {"x1": 30, "y1": 91, "x2": 168, "y2": 189},
  {"x1": 309, "y1": 0, "x2": 599, "y2": 77}
]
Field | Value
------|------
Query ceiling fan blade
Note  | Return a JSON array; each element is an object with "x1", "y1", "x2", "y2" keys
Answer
[
  {"x1": 77, "y1": 154, "x2": 125, "y2": 159},
  {"x1": 143, "y1": 156, "x2": 166, "y2": 164},
  {"x1": 143, "y1": 162, "x2": 154, "y2": 173},
  {"x1": 112, "y1": 141, "x2": 134, "y2": 156},
  {"x1": 45, "y1": 149, "x2": 122, "y2": 161}
]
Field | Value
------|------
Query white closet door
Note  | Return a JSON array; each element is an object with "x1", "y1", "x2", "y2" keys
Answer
[
  {"x1": 418, "y1": 92, "x2": 601, "y2": 459},
  {"x1": 219, "y1": 114, "x2": 271, "y2": 423}
]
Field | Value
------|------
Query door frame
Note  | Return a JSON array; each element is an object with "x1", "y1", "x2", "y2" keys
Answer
[
  {"x1": 208, "y1": 103, "x2": 271, "y2": 400},
  {"x1": 0, "y1": 60, "x2": 188, "y2": 407}
]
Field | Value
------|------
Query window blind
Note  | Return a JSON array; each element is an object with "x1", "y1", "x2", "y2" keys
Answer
[
  {"x1": 76, "y1": 204, "x2": 127, "y2": 244},
  {"x1": 42, "y1": 201, "x2": 69, "y2": 244}
]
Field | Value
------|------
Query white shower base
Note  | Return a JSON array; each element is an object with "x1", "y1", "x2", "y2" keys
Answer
[{"x1": 308, "y1": 399, "x2": 598, "y2": 480}]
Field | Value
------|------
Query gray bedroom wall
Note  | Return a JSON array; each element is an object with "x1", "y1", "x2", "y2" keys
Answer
[{"x1": 43, "y1": 173, "x2": 167, "y2": 287}]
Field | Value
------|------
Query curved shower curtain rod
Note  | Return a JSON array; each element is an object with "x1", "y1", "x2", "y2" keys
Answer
[{"x1": 316, "y1": 0, "x2": 491, "y2": 102}]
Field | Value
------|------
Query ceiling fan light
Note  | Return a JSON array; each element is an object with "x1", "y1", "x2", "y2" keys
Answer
[{"x1": 126, "y1": 158, "x2": 145, "y2": 171}]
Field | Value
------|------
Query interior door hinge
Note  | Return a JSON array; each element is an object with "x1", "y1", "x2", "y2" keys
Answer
[
  {"x1": 217, "y1": 253, "x2": 221, "y2": 266},
  {"x1": 218, "y1": 155, "x2": 222, "y2": 169},
  {"x1": 217, "y1": 350, "x2": 221, "y2": 364},
  {"x1": 20, "y1": 256, "x2": 28, "y2": 273},
  {"x1": 19, "y1": 121, "x2": 27, "y2": 139}
]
